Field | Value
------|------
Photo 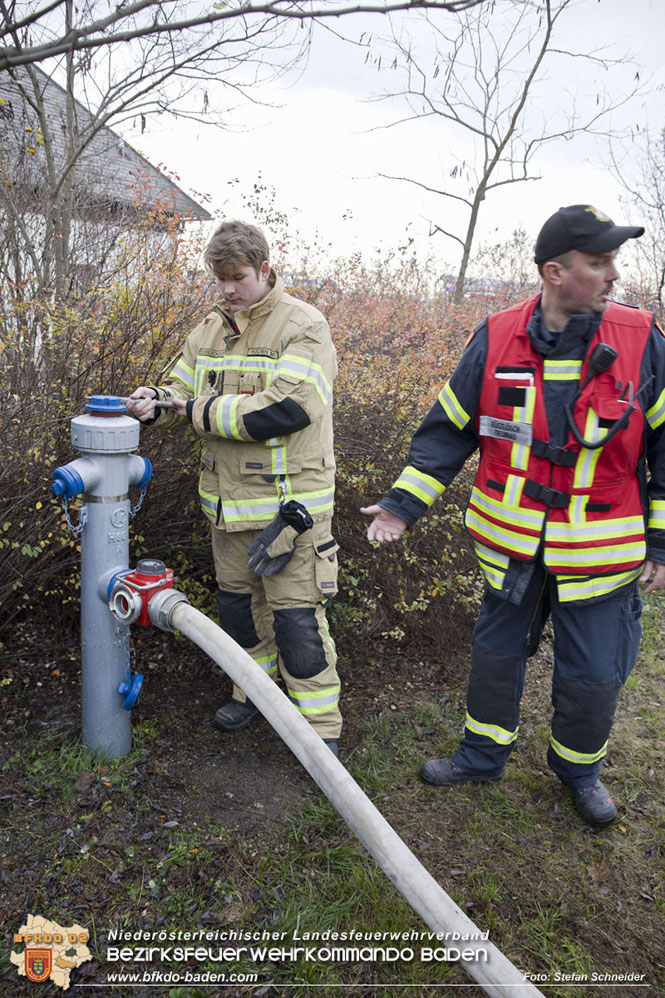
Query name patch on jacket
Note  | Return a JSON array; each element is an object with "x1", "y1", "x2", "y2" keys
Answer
[
  {"x1": 479, "y1": 415, "x2": 533, "y2": 445},
  {"x1": 248, "y1": 347, "x2": 279, "y2": 359}
]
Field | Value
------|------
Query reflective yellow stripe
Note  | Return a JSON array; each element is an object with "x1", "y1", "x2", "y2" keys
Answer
[
  {"x1": 570, "y1": 494, "x2": 587, "y2": 525},
  {"x1": 474, "y1": 541, "x2": 509, "y2": 590},
  {"x1": 556, "y1": 566, "x2": 642, "y2": 602},
  {"x1": 281, "y1": 353, "x2": 332, "y2": 404},
  {"x1": 269, "y1": 444, "x2": 287, "y2": 475},
  {"x1": 573, "y1": 409, "x2": 604, "y2": 489},
  {"x1": 544, "y1": 541, "x2": 646, "y2": 569},
  {"x1": 254, "y1": 653, "x2": 278, "y2": 675},
  {"x1": 469, "y1": 485, "x2": 544, "y2": 529},
  {"x1": 171, "y1": 358, "x2": 195, "y2": 390},
  {"x1": 394, "y1": 465, "x2": 446, "y2": 505},
  {"x1": 504, "y1": 474, "x2": 525, "y2": 508},
  {"x1": 646, "y1": 387, "x2": 665, "y2": 429},
  {"x1": 510, "y1": 385, "x2": 535, "y2": 471},
  {"x1": 222, "y1": 487, "x2": 335, "y2": 524},
  {"x1": 474, "y1": 540, "x2": 510, "y2": 570},
  {"x1": 198, "y1": 483, "x2": 218, "y2": 517},
  {"x1": 215, "y1": 395, "x2": 243, "y2": 440},
  {"x1": 438, "y1": 382, "x2": 470, "y2": 430},
  {"x1": 465, "y1": 507, "x2": 541, "y2": 557},
  {"x1": 465, "y1": 712, "x2": 518, "y2": 746},
  {"x1": 288, "y1": 685, "x2": 340, "y2": 715},
  {"x1": 545, "y1": 515, "x2": 645, "y2": 542},
  {"x1": 648, "y1": 499, "x2": 665, "y2": 529},
  {"x1": 320, "y1": 613, "x2": 338, "y2": 667},
  {"x1": 543, "y1": 359, "x2": 582, "y2": 381},
  {"x1": 549, "y1": 735, "x2": 607, "y2": 764}
]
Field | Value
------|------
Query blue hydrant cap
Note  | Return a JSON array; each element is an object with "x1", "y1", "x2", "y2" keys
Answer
[
  {"x1": 52, "y1": 465, "x2": 85, "y2": 498},
  {"x1": 118, "y1": 673, "x2": 144, "y2": 710},
  {"x1": 138, "y1": 458, "x2": 153, "y2": 489},
  {"x1": 85, "y1": 395, "x2": 127, "y2": 414}
]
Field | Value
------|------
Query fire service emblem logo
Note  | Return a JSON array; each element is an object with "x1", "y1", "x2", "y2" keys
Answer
[{"x1": 25, "y1": 948, "x2": 53, "y2": 983}]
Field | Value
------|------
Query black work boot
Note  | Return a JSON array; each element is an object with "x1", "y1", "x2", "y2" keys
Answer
[
  {"x1": 213, "y1": 699, "x2": 258, "y2": 732},
  {"x1": 324, "y1": 739, "x2": 339, "y2": 758},
  {"x1": 420, "y1": 757, "x2": 502, "y2": 786},
  {"x1": 571, "y1": 781, "x2": 617, "y2": 827}
]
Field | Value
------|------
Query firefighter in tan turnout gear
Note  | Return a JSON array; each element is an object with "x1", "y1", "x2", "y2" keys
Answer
[
  {"x1": 128, "y1": 221, "x2": 342, "y2": 756},
  {"x1": 363, "y1": 205, "x2": 665, "y2": 825}
]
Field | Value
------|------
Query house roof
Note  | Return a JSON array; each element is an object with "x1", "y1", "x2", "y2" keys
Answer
[{"x1": 0, "y1": 65, "x2": 212, "y2": 222}]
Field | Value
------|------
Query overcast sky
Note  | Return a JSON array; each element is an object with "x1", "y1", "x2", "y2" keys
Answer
[{"x1": 126, "y1": 0, "x2": 664, "y2": 275}]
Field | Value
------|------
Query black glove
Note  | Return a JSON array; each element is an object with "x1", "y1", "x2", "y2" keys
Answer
[{"x1": 247, "y1": 500, "x2": 314, "y2": 577}]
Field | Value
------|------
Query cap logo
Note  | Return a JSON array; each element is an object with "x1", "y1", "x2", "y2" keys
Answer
[{"x1": 584, "y1": 206, "x2": 611, "y2": 222}]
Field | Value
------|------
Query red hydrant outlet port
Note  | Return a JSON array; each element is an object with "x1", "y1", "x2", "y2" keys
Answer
[{"x1": 108, "y1": 559, "x2": 174, "y2": 627}]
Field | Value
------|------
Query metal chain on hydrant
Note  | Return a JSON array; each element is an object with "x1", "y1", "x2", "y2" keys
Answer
[
  {"x1": 60, "y1": 495, "x2": 87, "y2": 536},
  {"x1": 60, "y1": 485, "x2": 146, "y2": 536},
  {"x1": 129, "y1": 486, "x2": 147, "y2": 519}
]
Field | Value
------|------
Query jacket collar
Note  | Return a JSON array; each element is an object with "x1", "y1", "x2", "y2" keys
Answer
[
  {"x1": 527, "y1": 295, "x2": 603, "y2": 357},
  {"x1": 217, "y1": 271, "x2": 283, "y2": 336}
]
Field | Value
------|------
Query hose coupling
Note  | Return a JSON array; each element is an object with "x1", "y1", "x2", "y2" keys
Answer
[{"x1": 147, "y1": 588, "x2": 190, "y2": 632}]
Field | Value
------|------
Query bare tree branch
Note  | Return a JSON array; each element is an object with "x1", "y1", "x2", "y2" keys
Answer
[
  {"x1": 364, "y1": 0, "x2": 642, "y2": 301},
  {"x1": 0, "y1": 0, "x2": 487, "y2": 70}
]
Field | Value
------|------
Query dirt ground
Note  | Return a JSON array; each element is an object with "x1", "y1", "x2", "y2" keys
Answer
[
  {"x1": 1, "y1": 613, "x2": 471, "y2": 839},
  {"x1": 2, "y1": 608, "x2": 664, "y2": 998}
]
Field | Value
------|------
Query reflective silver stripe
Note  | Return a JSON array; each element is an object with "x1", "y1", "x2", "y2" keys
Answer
[
  {"x1": 280, "y1": 354, "x2": 331, "y2": 403},
  {"x1": 510, "y1": 385, "x2": 536, "y2": 472},
  {"x1": 504, "y1": 475, "x2": 524, "y2": 508},
  {"x1": 171, "y1": 359, "x2": 195, "y2": 389},
  {"x1": 478, "y1": 562, "x2": 507, "y2": 590},
  {"x1": 222, "y1": 488, "x2": 335, "y2": 523},
  {"x1": 556, "y1": 566, "x2": 642, "y2": 602},
  {"x1": 194, "y1": 354, "x2": 331, "y2": 402},
  {"x1": 545, "y1": 515, "x2": 644, "y2": 542},
  {"x1": 544, "y1": 542, "x2": 646, "y2": 567},
  {"x1": 465, "y1": 712, "x2": 518, "y2": 745},
  {"x1": 470, "y1": 486, "x2": 544, "y2": 528},
  {"x1": 574, "y1": 410, "x2": 603, "y2": 489},
  {"x1": 648, "y1": 500, "x2": 665, "y2": 529},
  {"x1": 438, "y1": 382, "x2": 470, "y2": 430},
  {"x1": 647, "y1": 387, "x2": 665, "y2": 429},
  {"x1": 254, "y1": 653, "x2": 278, "y2": 675},
  {"x1": 549, "y1": 735, "x2": 607, "y2": 764},
  {"x1": 288, "y1": 687, "x2": 340, "y2": 714},
  {"x1": 465, "y1": 508, "x2": 541, "y2": 556},
  {"x1": 217, "y1": 395, "x2": 243, "y2": 440},
  {"x1": 394, "y1": 466, "x2": 445, "y2": 504},
  {"x1": 474, "y1": 540, "x2": 510, "y2": 569},
  {"x1": 198, "y1": 489, "x2": 218, "y2": 516},
  {"x1": 543, "y1": 359, "x2": 582, "y2": 381}
]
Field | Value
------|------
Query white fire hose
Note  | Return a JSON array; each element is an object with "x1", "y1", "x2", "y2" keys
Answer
[{"x1": 148, "y1": 590, "x2": 544, "y2": 998}]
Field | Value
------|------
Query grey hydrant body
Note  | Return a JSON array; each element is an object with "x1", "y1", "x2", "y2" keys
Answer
[{"x1": 52, "y1": 402, "x2": 151, "y2": 759}]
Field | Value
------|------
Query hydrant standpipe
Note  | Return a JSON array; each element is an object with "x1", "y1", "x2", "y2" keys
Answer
[{"x1": 52, "y1": 396, "x2": 152, "y2": 760}]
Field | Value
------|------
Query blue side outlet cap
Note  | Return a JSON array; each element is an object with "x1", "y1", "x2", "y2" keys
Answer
[
  {"x1": 138, "y1": 458, "x2": 153, "y2": 489},
  {"x1": 118, "y1": 673, "x2": 144, "y2": 710},
  {"x1": 85, "y1": 395, "x2": 127, "y2": 414},
  {"x1": 52, "y1": 465, "x2": 85, "y2": 498}
]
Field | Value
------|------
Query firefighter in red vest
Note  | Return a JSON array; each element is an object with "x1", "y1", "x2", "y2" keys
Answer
[{"x1": 362, "y1": 205, "x2": 665, "y2": 827}]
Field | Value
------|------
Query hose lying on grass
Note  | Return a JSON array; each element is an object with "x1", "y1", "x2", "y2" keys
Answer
[{"x1": 148, "y1": 589, "x2": 545, "y2": 998}]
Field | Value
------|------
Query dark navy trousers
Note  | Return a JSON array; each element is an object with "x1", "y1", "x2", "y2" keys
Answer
[{"x1": 452, "y1": 565, "x2": 642, "y2": 789}]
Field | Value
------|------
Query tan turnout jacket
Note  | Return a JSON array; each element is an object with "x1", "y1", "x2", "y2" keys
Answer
[{"x1": 151, "y1": 274, "x2": 337, "y2": 532}]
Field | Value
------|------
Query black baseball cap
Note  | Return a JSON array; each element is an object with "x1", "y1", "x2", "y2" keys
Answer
[{"x1": 534, "y1": 204, "x2": 644, "y2": 264}]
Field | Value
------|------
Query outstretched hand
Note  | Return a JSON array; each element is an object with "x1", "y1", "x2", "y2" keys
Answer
[{"x1": 360, "y1": 504, "x2": 408, "y2": 543}]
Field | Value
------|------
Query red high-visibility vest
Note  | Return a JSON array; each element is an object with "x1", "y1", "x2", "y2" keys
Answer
[{"x1": 465, "y1": 294, "x2": 652, "y2": 575}]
